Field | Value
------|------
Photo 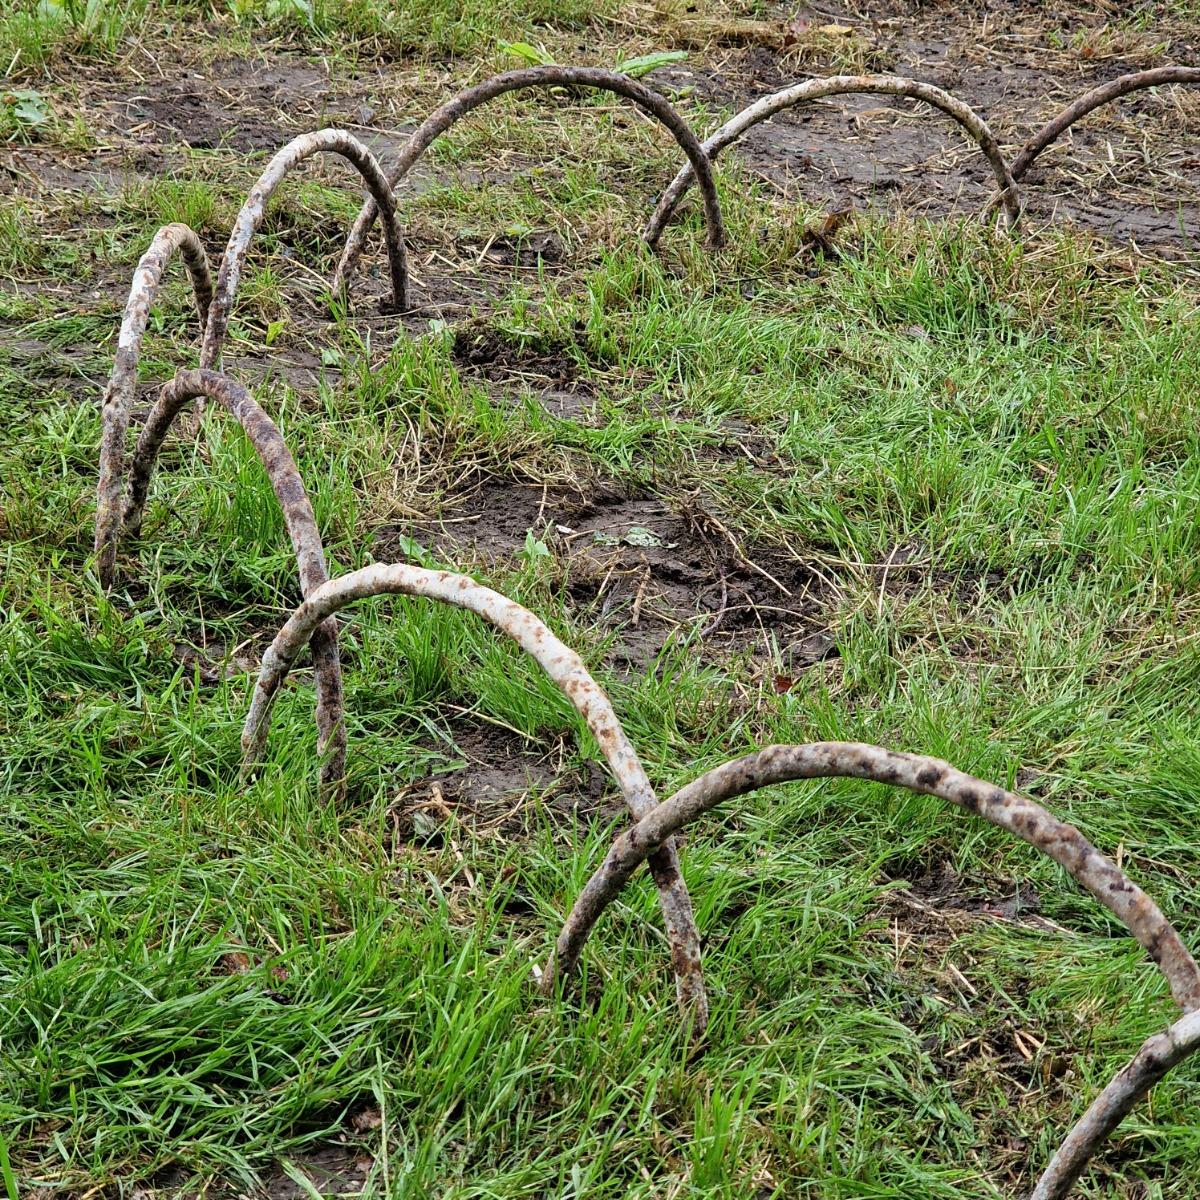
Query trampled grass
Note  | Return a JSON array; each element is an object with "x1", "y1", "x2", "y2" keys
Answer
[{"x1": 3, "y1": 0, "x2": 1200, "y2": 1195}]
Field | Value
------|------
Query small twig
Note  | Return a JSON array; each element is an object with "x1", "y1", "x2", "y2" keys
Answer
[
  {"x1": 630, "y1": 566, "x2": 650, "y2": 627},
  {"x1": 945, "y1": 961, "x2": 977, "y2": 998},
  {"x1": 876, "y1": 544, "x2": 899, "y2": 617},
  {"x1": 697, "y1": 572, "x2": 729, "y2": 639},
  {"x1": 429, "y1": 782, "x2": 477, "y2": 891},
  {"x1": 703, "y1": 510, "x2": 792, "y2": 597}
]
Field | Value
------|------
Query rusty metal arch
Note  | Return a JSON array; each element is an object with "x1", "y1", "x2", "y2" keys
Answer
[
  {"x1": 550, "y1": 742, "x2": 1200, "y2": 1199},
  {"x1": 334, "y1": 66, "x2": 726, "y2": 296}
]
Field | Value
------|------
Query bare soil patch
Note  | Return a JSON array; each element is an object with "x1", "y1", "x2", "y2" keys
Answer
[
  {"x1": 388, "y1": 719, "x2": 622, "y2": 846},
  {"x1": 451, "y1": 321, "x2": 588, "y2": 392},
  {"x1": 382, "y1": 475, "x2": 838, "y2": 671}
]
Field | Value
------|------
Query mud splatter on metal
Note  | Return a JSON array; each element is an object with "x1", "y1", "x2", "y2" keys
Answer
[
  {"x1": 126, "y1": 369, "x2": 347, "y2": 799},
  {"x1": 552, "y1": 742, "x2": 1200, "y2": 1010},
  {"x1": 1033, "y1": 1007, "x2": 1200, "y2": 1199},
  {"x1": 1011, "y1": 66, "x2": 1200, "y2": 181},
  {"x1": 551, "y1": 741, "x2": 1200, "y2": 1199},
  {"x1": 95, "y1": 223, "x2": 211, "y2": 589},
  {"x1": 202, "y1": 128, "x2": 408, "y2": 369}
]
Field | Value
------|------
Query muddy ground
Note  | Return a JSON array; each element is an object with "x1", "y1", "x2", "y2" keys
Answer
[
  {"x1": 5, "y1": 0, "x2": 1196, "y2": 796},
  {"x1": 6, "y1": 0, "x2": 1198, "y2": 832},
  {"x1": 5, "y1": 1, "x2": 1199, "y2": 255},
  {"x1": 661, "y1": 0, "x2": 1200, "y2": 251},
  {"x1": 4, "y1": 1, "x2": 1197, "y2": 449},
  {"x1": 6, "y1": 3, "x2": 1198, "y2": 1195}
]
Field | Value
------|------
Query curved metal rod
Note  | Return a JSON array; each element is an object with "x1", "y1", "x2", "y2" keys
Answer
[
  {"x1": 552, "y1": 742, "x2": 1200, "y2": 1196},
  {"x1": 242, "y1": 562, "x2": 707, "y2": 1030},
  {"x1": 125, "y1": 368, "x2": 347, "y2": 799},
  {"x1": 201, "y1": 129, "x2": 408, "y2": 370},
  {"x1": 1033, "y1": 1007, "x2": 1200, "y2": 1200},
  {"x1": 645, "y1": 74, "x2": 1020, "y2": 245},
  {"x1": 551, "y1": 742, "x2": 1200, "y2": 1009},
  {"x1": 334, "y1": 66, "x2": 726, "y2": 295},
  {"x1": 1011, "y1": 66, "x2": 1200, "y2": 181},
  {"x1": 95, "y1": 223, "x2": 212, "y2": 590}
]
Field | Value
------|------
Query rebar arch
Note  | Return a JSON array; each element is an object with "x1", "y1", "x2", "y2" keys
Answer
[
  {"x1": 333, "y1": 66, "x2": 727, "y2": 296},
  {"x1": 645, "y1": 73, "x2": 1020, "y2": 244},
  {"x1": 243, "y1": 562, "x2": 708, "y2": 1030},
  {"x1": 126, "y1": 368, "x2": 348, "y2": 800},
  {"x1": 1034, "y1": 1007, "x2": 1200, "y2": 1200},
  {"x1": 94, "y1": 223, "x2": 212, "y2": 590},
  {"x1": 549, "y1": 741, "x2": 1200, "y2": 1200},
  {"x1": 200, "y1": 128, "x2": 409, "y2": 371},
  {"x1": 1010, "y1": 66, "x2": 1200, "y2": 182}
]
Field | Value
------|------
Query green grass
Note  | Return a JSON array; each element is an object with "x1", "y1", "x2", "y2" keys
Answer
[
  {"x1": 0, "y1": 0, "x2": 618, "y2": 74},
  {"x1": 245, "y1": 0, "x2": 615, "y2": 59},
  {"x1": 0, "y1": 0, "x2": 150, "y2": 70},
  {"x1": 3, "y1": 11, "x2": 1200, "y2": 1196}
]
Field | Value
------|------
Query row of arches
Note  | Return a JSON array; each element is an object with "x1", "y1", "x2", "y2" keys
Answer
[{"x1": 90, "y1": 63, "x2": 1200, "y2": 1200}]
